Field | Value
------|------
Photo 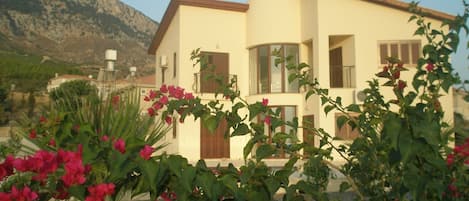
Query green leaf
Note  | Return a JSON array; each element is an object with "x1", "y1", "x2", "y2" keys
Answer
[
  {"x1": 204, "y1": 115, "x2": 218, "y2": 133},
  {"x1": 231, "y1": 123, "x2": 250, "y2": 136},
  {"x1": 256, "y1": 144, "x2": 275, "y2": 161},
  {"x1": 264, "y1": 177, "x2": 281, "y2": 198},
  {"x1": 382, "y1": 113, "x2": 402, "y2": 150},
  {"x1": 288, "y1": 73, "x2": 297, "y2": 84},
  {"x1": 339, "y1": 181, "x2": 351, "y2": 192},
  {"x1": 324, "y1": 105, "x2": 335, "y2": 115},
  {"x1": 414, "y1": 27, "x2": 425, "y2": 35},
  {"x1": 336, "y1": 115, "x2": 348, "y2": 129},
  {"x1": 347, "y1": 104, "x2": 361, "y2": 113},
  {"x1": 305, "y1": 90, "x2": 315, "y2": 100},
  {"x1": 320, "y1": 96, "x2": 328, "y2": 105}
]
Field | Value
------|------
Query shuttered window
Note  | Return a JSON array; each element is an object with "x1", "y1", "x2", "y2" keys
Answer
[
  {"x1": 378, "y1": 40, "x2": 421, "y2": 66},
  {"x1": 200, "y1": 52, "x2": 229, "y2": 93},
  {"x1": 335, "y1": 113, "x2": 360, "y2": 140}
]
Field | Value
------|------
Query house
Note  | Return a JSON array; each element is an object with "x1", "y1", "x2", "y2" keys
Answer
[
  {"x1": 148, "y1": 0, "x2": 455, "y2": 164},
  {"x1": 47, "y1": 74, "x2": 96, "y2": 93}
]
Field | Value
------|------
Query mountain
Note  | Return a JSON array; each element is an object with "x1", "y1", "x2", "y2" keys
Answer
[{"x1": 0, "y1": 0, "x2": 158, "y2": 73}]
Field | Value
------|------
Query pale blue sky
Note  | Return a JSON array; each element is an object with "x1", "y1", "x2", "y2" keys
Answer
[{"x1": 121, "y1": 0, "x2": 469, "y2": 82}]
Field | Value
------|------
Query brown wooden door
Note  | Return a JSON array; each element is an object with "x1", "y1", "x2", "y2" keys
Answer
[
  {"x1": 303, "y1": 115, "x2": 315, "y2": 157},
  {"x1": 329, "y1": 47, "x2": 343, "y2": 88},
  {"x1": 200, "y1": 119, "x2": 230, "y2": 159},
  {"x1": 200, "y1": 52, "x2": 229, "y2": 93}
]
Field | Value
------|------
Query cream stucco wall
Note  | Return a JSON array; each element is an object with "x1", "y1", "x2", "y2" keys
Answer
[
  {"x1": 154, "y1": 0, "x2": 455, "y2": 164},
  {"x1": 177, "y1": 5, "x2": 249, "y2": 161},
  {"x1": 308, "y1": 0, "x2": 454, "y2": 161},
  {"x1": 246, "y1": 0, "x2": 301, "y2": 47},
  {"x1": 155, "y1": 8, "x2": 181, "y2": 155}
]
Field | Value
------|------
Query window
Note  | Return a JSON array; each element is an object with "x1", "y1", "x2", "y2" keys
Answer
[
  {"x1": 258, "y1": 106, "x2": 297, "y2": 158},
  {"x1": 302, "y1": 115, "x2": 315, "y2": 157},
  {"x1": 379, "y1": 40, "x2": 421, "y2": 66},
  {"x1": 249, "y1": 44, "x2": 299, "y2": 94},
  {"x1": 199, "y1": 52, "x2": 229, "y2": 93},
  {"x1": 173, "y1": 52, "x2": 177, "y2": 78},
  {"x1": 172, "y1": 117, "x2": 177, "y2": 139},
  {"x1": 335, "y1": 113, "x2": 360, "y2": 140},
  {"x1": 161, "y1": 67, "x2": 166, "y2": 84},
  {"x1": 200, "y1": 119, "x2": 229, "y2": 159}
]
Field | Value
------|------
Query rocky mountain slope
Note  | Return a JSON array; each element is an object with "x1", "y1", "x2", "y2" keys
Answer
[{"x1": 0, "y1": 0, "x2": 158, "y2": 72}]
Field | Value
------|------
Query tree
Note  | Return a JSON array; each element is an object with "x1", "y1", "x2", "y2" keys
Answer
[{"x1": 49, "y1": 79, "x2": 98, "y2": 101}]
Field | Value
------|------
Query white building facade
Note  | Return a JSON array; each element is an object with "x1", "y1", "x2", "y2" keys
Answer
[{"x1": 148, "y1": 0, "x2": 455, "y2": 164}]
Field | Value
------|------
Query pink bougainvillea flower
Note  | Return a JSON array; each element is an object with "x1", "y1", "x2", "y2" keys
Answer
[
  {"x1": 147, "y1": 107, "x2": 156, "y2": 116},
  {"x1": 101, "y1": 135, "x2": 109, "y2": 142},
  {"x1": 165, "y1": 116, "x2": 172, "y2": 125},
  {"x1": 10, "y1": 186, "x2": 38, "y2": 201},
  {"x1": 264, "y1": 115, "x2": 271, "y2": 125},
  {"x1": 85, "y1": 164, "x2": 92, "y2": 173},
  {"x1": 446, "y1": 154, "x2": 455, "y2": 166},
  {"x1": 149, "y1": 89, "x2": 158, "y2": 100},
  {"x1": 397, "y1": 62, "x2": 404, "y2": 69},
  {"x1": 168, "y1": 85, "x2": 185, "y2": 99},
  {"x1": 426, "y1": 62, "x2": 435, "y2": 71},
  {"x1": 160, "y1": 84, "x2": 168, "y2": 93},
  {"x1": 262, "y1": 98, "x2": 269, "y2": 107},
  {"x1": 49, "y1": 139, "x2": 56, "y2": 146},
  {"x1": 139, "y1": 145, "x2": 155, "y2": 160},
  {"x1": 392, "y1": 71, "x2": 400, "y2": 79},
  {"x1": 144, "y1": 96, "x2": 151, "y2": 102},
  {"x1": 53, "y1": 186, "x2": 70, "y2": 200},
  {"x1": 160, "y1": 192, "x2": 177, "y2": 201},
  {"x1": 112, "y1": 95, "x2": 120, "y2": 106},
  {"x1": 153, "y1": 102, "x2": 163, "y2": 111},
  {"x1": 0, "y1": 192, "x2": 10, "y2": 200},
  {"x1": 85, "y1": 183, "x2": 115, "y2": 201},
  {"x1": 396, "y1": 80, "x2": 406, "y2": 91},
  {"x1": 159, "y1": 95, "x2": 169, "y2": 105},
  {"x1": 29, "y1": 129, "x2": 37, "y2": 139},
  {"x1": 184, "y1": 92, "x2": 194, "y2": 100},
  {"x1": 61, "y1": 160, "x2": 86, "y2": 186},
  {"x1": 0, "y1": 155, "x2": 14, "y2": 180},
  {"x1": 39, "y1": 116, "x2": 47, "y2": 123},
  {"x1": 114, "y1": 139, "x2": 126, "y2": 154}
]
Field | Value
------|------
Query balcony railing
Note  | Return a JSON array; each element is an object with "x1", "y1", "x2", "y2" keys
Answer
[
  {"x1": 343, "y1": 65, "x2": 355, "y2": 88},
  {"x1": 193, "y1": 73, "x2": 238, "y2": 93}
]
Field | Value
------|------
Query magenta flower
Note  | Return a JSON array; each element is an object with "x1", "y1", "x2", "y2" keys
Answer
[
  {"x1": 10, "y1": 186, "x2": 38, "y2": 201},
  {"x1": 184, "y1": 92, "x2": 194, "y2": 100},
  {"x1": 29, "y1": 129, "x2": 37, "y2": 139},
  {"x1": 264, "y1": 115, "x2": 271, "y2": 125},
  {"x1": 262, "y1": 98, "x2": 269, "y2": 107},
  {"x1": 114, "y1": 139, "x2": 126, "y2": 154},
  {"x1": 85, "y1": 183, "x2": 115, "y2": 201},
  {"x1": 139, "y1": 145, "x2": 155, "y2": 160},
  {"x1": 101, "y1": 135, "x2": 109, "y2": 142},
  {"x1": 160, "y1": 84, "x2": 168, "y2": 93},
  {"x1": 159, "y1": 95, "x2": 169, "y2": 105},
  {"x1": 165, "y1": 116, "x2": 173, "y2": 125},
  {"x1": 426, "y1": 62, "x2": 435, "y2": 71}
]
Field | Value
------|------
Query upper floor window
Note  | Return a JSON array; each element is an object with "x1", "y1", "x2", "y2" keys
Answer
[
  {"x1": 195, "y1": 52, "x2": 230, "y2": 93},
  {"x1": 249, "y1": 44, "x2": 299, "y2": 94},
  {"x1": 379, "y1": 40, "x2": 421, "y2": 66}
]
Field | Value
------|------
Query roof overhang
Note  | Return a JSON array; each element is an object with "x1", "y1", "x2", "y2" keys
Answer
[
  {"x1": 147, "y1": 0, "x2": 249, "y2": 55},
  {"x1": 148, "y1": 0, "x2": 455, "y2": 55},
  {"x1": 365, "y1": 0, "x2": 455, "y2": 22}
]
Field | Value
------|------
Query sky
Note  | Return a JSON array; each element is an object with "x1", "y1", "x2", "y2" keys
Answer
[{"x1": 121, "y1": 0, "x2": 469, "y2": 83}]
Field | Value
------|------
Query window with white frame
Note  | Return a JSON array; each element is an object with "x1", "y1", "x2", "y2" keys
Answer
[{"x1": 378, "y1": 40, "x2": 421, "y2": 66}]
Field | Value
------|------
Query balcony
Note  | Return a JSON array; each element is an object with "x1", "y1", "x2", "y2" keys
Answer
[{"x1": 192, "y1": 73, "x2": 238, "y2": 93}]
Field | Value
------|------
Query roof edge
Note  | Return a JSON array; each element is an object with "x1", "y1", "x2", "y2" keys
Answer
[
  {"x1": 365, "y1": 0, "x2": 455, "y2": 22},
  {"x1": 148, "y1": 0, "x2": 249, "y2": 55}
]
